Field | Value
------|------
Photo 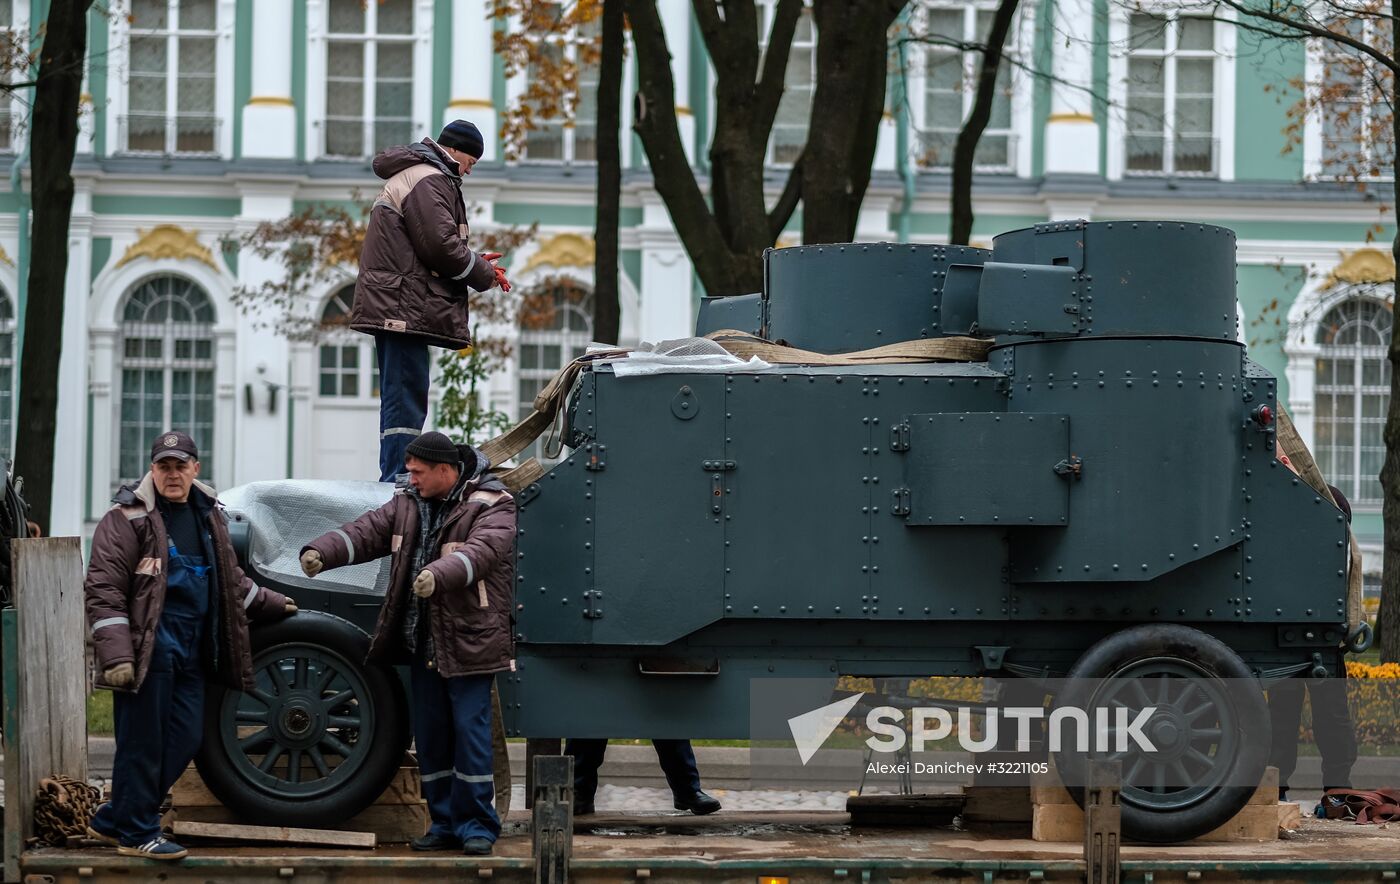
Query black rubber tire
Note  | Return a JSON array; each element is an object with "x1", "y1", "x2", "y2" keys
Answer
[
  {"x1": 194, "y1": 611, "x2": 410, "y2": 827},
  {"x1": 1052, "y1": 624, "x2": 1271, "y2": 844}
]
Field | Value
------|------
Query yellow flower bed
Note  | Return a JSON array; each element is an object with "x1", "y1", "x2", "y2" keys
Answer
[{"x1": 1289, "y1": 662, "x2": 1400, "y2": 747}]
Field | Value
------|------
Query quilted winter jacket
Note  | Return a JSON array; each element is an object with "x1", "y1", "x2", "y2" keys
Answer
[
  {"x1": 351, "y1": 138, "x2": 499, "y2": 350},
  {"x1": 301, "y1": 467, "x2": 517, "y2": 677},
  {"x1": 84, "y1": 473, "x2": 290, "y2": 693}
]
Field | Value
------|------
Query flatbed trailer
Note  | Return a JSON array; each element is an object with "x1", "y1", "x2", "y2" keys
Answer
[{"x1": 21, "y1": 811, "x2": 1400, "y2": 883}]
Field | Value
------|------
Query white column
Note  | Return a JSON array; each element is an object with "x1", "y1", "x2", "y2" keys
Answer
[
  {"x1": 659, "y1": 0, "x2": 695, "y2": 163},
  {"x1": 874, "y1": 111, "x2": 897, "y2": 171},
  {"x1": 241, "y1": 0, "x2": 297, "y2": 158},
  {"x1": 87, "y1": 330, "x2": 116, "y2": 522},
  {"x1": 232, "y1": 185, "x2": 296, "y2": 483},
  {"x1": 637, "y1": 194, "x2": 696, "y2": 340},
  {"x1": 287, "y1": 340, "x2": 314, "y2": 477},
  {"x1": 445, "y1": 0, "x2": 498, "y2": 161},
  {"x1": 52, "y1": 181, "x2": 93, "y2": 536},
  {"x1": 1043, "y1": 0, "x2": 1100, "y2": 175}
]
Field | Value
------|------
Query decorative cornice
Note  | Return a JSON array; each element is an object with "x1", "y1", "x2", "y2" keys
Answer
[
  {"x1": 523, "y1": 232, "x2": 595, "y2": 272},
  {"x1": 116, "y1": 225, "x2": 219, "y2": 272},
  {"x1": 1325, "y1": 248, "x2": 1395, "y2": 287},
  {"x1": 447, "y1": 98, "x2": 496, "y2": 110},
  {"x1": 247, "y1": 96, "x2": 295, "y2": 107}
]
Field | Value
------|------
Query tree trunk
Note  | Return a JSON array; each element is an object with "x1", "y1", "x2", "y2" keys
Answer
[
  {"x1": 592, "y1": 0, "x2": 624, "y2": 344},
  {"x1": 1379, "y1": 0, "x2": 1400, "y2": 662},
  {"x1": 14, "y1": 0, "x2": 90, "y2": 534},
  {"x1": 949, "y1": 0, "x2": 1020, "y2": 246},
  {"x1": 801, "y1": 0, "x2": 906, "y2": 245}
]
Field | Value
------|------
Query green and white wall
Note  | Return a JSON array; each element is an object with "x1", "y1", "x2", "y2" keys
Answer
[{"x1": 0, "y1": 0, "x2": 1390, "y2": 582}]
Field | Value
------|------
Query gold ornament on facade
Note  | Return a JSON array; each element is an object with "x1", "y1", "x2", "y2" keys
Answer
[
  {"x1": 116, "y1": 225, "x2": 219, "y2": 272},
  {"x1": 1325, "y1": 248, "x2": 1396, "y2": 289},
  {"x1": 523, "y1": 233, "x2": 596, "y2": 272},
  {"x1": 0, "y1": 243, "x2": 12, "y2": 267}
]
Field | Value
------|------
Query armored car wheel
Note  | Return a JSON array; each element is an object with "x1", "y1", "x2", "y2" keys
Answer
[
  {"x1": 195, "y1": 611, "x2": 410, "y2": 826},
  {"x1": 1051, "y1": 624, "x2": 1270, "y2": 843}
]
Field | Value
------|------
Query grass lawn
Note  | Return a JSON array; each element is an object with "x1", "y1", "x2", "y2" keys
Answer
[{"x1": 88, "y1": 690, "x2": 114, "y2": 736}]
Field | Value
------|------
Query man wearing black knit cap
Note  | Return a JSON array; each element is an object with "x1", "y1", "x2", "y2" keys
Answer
[
  {"x1": 300, "y1": 431, "x2": 517, "y2": 855},
  {"x1": 354, "y1": 121, "x2": 512, "y2": 482}
]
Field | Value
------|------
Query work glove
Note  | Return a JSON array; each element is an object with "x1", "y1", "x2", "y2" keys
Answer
[
  {"x1": 493, "y1": 265, "x2": 512, "y2": 293},
  {"x1": 300, "y1": 550, "x2": 323, "y2": 577},
  {"x1": 284, "y1": 596, "x2": 298, "y2": 615},
  {"x1": 104, "y1": 663, "x2": 135, "y2": 689},
  {"x1": 413, "y1": 569, "x2": 436, "y2": 599}
]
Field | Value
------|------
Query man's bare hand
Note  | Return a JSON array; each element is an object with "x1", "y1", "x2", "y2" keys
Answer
[
  {"x1": 413, "y1": 569, "x2": 436, "y2": 599},
  {"x1": 300, "y1": 550, "x2": 323, "y2": 577},
  {"x1": 104, "y1": 663, "x2": 135, "y2": 688},
  {"x1": 284, "y1": 596, "x2": 298, "y2": 615}
]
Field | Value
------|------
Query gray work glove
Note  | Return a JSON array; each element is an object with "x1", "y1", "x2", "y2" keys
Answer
[
  {"x1": 300, "y1": 550, "x2": 323, "y2": 578},
  {"x1": 104, "y1": 662, "x2": 135, "y2": 689},
  {"x1": 413, "y1": 569, "x2": 436, "y2": 599}
]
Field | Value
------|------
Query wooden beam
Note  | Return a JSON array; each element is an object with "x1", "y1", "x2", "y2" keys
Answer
[{"x1": 172, "y1": 821, "x2": 376, "y2": 848}]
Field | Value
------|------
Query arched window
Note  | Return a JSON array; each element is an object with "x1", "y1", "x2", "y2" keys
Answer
[
  {"x1": 519, "y1": 282, "x2": 593, "y2": 461},
  {"x1": 0, "y1": 287, "x2": 14, "y2": 459},
  {"x1": 318, "y1": 284, "x2": 379, "y2": 398},
  {"x1": 1314, "y1": 296, "x2": 1393, "y2": 507},
  {"x1": 118, "y1": 275, "x2": 217, "y2": 485}
]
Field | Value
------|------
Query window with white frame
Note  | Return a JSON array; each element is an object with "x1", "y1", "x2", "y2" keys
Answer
[
  {"x1": 766, "y1": 4, "x2": 815, "y2": 166},
  {"x1": 1315, "y1": 16, "x2": 1394, "y2": 178},
  {"x1": 918, "y1": 3, "x2": 1017, "y2": 171},
  {"x1": 117, "y1": 276, "x2": 217, "y2": 487},
  {"x1": 323, "y1": 0, "x2": 415, "y2": 160},
  {"x1": 522, "y1": 5, "x2": 599, "y2": 163},
  {"x1": 0, "y1": 287, "x2": 14, "y2": 459},
  {"x1": 1314, "y1": 295, "x2": 1392, "y2": 508},
  {"x1": 125, "y1": 0, "x2": 219, "y2": 155},
  {"x1": 318, "y1": 284, "x2": 380, "y2": 398},
  {"x1": 1124, "y1": 12, "x2": 1217, "y2": 176},
  {"x1": 518, "y1": 283, "x2": 593, "y2": 461}
]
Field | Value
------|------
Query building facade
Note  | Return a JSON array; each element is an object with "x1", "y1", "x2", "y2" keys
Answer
[{"x1": 0, "y1": 0, "x2": 1392, "y2": 598}]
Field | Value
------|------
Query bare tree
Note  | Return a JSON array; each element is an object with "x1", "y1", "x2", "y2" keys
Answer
[
  {"x1": 593, "y1": 0, "x2": 625, "y2": 343},
  {"x1": 12, "y1": 0, "x2": 94, "y2": 534}
]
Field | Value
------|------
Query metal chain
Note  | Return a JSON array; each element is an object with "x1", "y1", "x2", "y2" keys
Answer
[{"x1": 32, "y1": 776, "x2": 102, "y2": 848}]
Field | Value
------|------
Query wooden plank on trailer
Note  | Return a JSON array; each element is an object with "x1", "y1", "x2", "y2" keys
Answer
[
  {"x1": 4, "y1": 537, "x2": 86, "y2": 877},
  {"x1": 172, "y1": 820, "x2": 376, "y2": 848},
  {"x1": 3, "y1": 607, "x2": 21, "y2": 883}
]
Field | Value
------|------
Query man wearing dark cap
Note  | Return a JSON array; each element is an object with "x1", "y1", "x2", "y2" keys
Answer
[
  {"x1": 354, "y1": 120, "x2": 512, "y2": 482},
  {"x1": 83, "y1": 431, "x2": 297, "y2": 860},
  {"x1": 300, "y1": 432, "x2": 516, "y2": 856}
]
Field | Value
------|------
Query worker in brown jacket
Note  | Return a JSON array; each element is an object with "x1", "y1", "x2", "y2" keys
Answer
[
  {"x1": 355, "y1": 120, "x2": 511, "y2": 482},
  {"x1": 299, "y1": 432, "x2": 516, "y2": 856},
  {"x1": 84, "y1": 431, "x2": 296, "y2": 860}
]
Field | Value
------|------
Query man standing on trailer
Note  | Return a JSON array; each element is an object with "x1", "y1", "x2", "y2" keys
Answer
[
  {"x1": 299, "y1": 431, "x2": 516, "y2": 856},
  {"x1": 355, "y1": 119, "x2": 511, "y2": 482},
  {"x1": 84, "y1": 431, "x2": 297, "y2": 860}
]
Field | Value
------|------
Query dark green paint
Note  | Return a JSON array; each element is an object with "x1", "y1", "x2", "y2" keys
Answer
[
  {"x1": 293, "y1": 0, "x2": 307, "y2": 161},
  {"x1": 233, "y1": 0, "x2": 252, "y2": 160},
  {"x1": 90, "y1": 237, "x2": 111, "y2": 284},
  {"x1": 91, "y1": 195, "x2": 242, "y2": 216}
]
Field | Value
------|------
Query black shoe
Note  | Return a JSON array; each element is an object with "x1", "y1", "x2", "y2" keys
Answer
[
  {"x1": 673, "y1": 790, "x2": 722, "y2": 815},
  {"x1": 463, "y1": 837, "x2": 493, "y2": 856},
  {"x1": 411, "y1": 832, "x2": 461, "y2": 851}
]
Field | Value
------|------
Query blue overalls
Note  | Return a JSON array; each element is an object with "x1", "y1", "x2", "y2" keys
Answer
[
  {"x1": 91, "y1": 534, "x2": 212, "y2": 847},
  {"x1": 409, "y1": 657, "x2": 501, "y2": 843}
]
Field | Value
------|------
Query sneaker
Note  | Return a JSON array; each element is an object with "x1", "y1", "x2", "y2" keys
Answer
[
  {"x1": 84, "y1": 825, "x2": 118, "y2": 847},
  {"x1": 411, "y1": 831, "x2": 462, "y2": 851},
  {"x1": 117, "y1": 836, "x2": 188, "y2": 861},
  {"x1": 463, "y1": 836, "x2": 494, "y2": 856}
]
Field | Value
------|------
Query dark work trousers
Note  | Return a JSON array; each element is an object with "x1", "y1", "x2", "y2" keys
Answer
[
  {"x1": 1268, "y1": 664, "x2": 1358, "y2": 795},
  {"x1": 566, "y1": 739, "x2": 703, "y2": 804},
  {"x1": 375, "y1": 332, "x2": 431, "y2": 482},
  {"x1": 91, "y1": 542, "x2": 209, "y2": 847},
  {"x1": 409, "y1": 657, "x2": 500, "y2": 842}
]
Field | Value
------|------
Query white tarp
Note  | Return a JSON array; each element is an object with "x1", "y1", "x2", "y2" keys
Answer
[{"x1": 601, "y1": 337, "x2": 771, "y2": 377}]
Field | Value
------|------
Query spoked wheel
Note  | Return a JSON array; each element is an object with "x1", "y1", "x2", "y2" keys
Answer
[
  {"x1": 1052, "y1": 624, "x2": 1270, "y2": 843},
  {"x1": 195, "y1": 611, "x2": 409, "y2": 826}
]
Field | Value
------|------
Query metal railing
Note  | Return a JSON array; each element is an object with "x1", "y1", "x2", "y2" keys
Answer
[
  {"x1": 1123, "y1": 135, "x2": 1219, "y2": 178},
  {"x1": 116, "y1": 113, "x2": 221, "y2": 157}
]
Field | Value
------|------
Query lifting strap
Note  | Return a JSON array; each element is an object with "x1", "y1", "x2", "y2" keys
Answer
[{"x1": 1276, "y1": 403, "x2": 1365, "y2": 640}]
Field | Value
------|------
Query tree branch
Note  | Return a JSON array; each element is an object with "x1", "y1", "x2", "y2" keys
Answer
[
  {"x1": 769, "y1": 151, "x2": 804, "y2": 242},
  {"x1": 754, "y1": 0, "x2": 804, "y2": 130}
]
